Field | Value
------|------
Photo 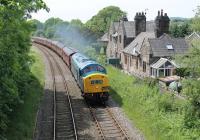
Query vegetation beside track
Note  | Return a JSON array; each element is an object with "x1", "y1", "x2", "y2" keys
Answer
[
  {"x1": 6, "y1": 47, "x2": 45, "y2": 140},
  {"x1": 106, "y1": 65, "x2": 199, "y2": 140}
]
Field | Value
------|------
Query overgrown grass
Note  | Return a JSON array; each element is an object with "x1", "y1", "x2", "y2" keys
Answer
[
  {"x1": 6, "y1": 47, "x2": 44, "y2": 140},
  {"x1": 106, "y1": 65, "x2": 199, "y2": 140}
]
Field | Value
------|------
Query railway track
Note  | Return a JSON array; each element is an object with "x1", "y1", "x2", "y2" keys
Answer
[
  {"x1": 88, "y1": 103, "x2": 129, "y2": 140},
  {"x1": 36, "y1": 44, "x2": 78, "y2": 140}
]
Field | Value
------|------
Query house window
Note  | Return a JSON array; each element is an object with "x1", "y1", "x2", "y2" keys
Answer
[
  {"x1": 125, "y1": 55, "x2": 127, "y2": 64},
  {"x1": 166, "y1": 44, "x2": 173, "y2": 50},
  {"x1": 136, "y1": 58, "x2": 138, "y2": 69},
  {"x1": 139, "y1": 58, "x2": 142, "y2": 67},
  {"x1": 110, "y1": 35, "x2": 112, "y2": 41},
  {"x1": 143, "y1": 61, "x2": 146, "y2": 72},
  {"x1": 119, "y1": 35, "x2": 122, "y2": 43},
  {"x1": 130, "y1": 57, "x2": 132, "y2": 67}
]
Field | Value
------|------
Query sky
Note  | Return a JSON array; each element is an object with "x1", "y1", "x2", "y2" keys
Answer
[{"x1": 31, "y1": 0, "x2": 200, "y2": 23}]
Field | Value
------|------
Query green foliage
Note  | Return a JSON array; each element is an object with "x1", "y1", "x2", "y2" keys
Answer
[
  {"x1": 176, "y1": 40, "x2": 200, "y2": 77},
  {"x1": 169, "y1": 22, "x2": 192, "y2": 37},
  {"x1": 43, "y1": 17, "x2": 63, "y2": 38},
  {"x1": 175, "y1": 39, "x2": 200, "y2": 137},
  {"x1": 191, "y1": 17, "x2": 200, "y2": 32},
  {"x1": 70, "y1": 19, "x2": 84, "y2": 28},
  {"x1": 86, "y1": 6, "x2": 126, "y2": 37},
  {"x1": 182, "y1": 79, "x2": 200, "y2": 129},
  {"x1": 0, "y1": 0, "x2": 47, "y2": 138},
  {"x1": 191, "y1": 6, "x2": 200, "y2": 31},
  {"x1": 28, "y1": 19, "x2": 44, "y2": 36},
  {"x1": 6, "y1": 47, "x2": 44, "y2": 140}
]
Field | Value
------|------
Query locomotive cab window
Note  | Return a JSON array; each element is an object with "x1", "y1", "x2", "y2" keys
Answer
[
  {"x1": 91, "y1": 80, "x2": 103, "y2": 85},
  {"x1": 81, "y1": 65, "x2": 106, "y2": 75}
]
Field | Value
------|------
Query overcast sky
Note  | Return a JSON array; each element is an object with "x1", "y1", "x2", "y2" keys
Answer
[{"x1": 31, "y1": 0, "x2": 200, "y2": 23}]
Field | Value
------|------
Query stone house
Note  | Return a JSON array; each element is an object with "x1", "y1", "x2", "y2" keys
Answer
[
  {"x1": 106, "y1": 13, "x2": 154, "y2": 61},
  {"x1": 122, "y1": 10, "x2": 190, "y2": 78}
]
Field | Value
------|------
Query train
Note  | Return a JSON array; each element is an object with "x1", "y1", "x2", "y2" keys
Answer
[{"x1": 32, "y1": 37, "x2": 109, "y2": 101}]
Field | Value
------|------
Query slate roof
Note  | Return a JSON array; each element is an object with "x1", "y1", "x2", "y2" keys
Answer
[
  {"x1": 111, "y1": 20, "x2": 155, "y2": 39},
  {"x1": 186, "y1": 32, "x2": 200, "y2": 40},
  {"x1": 150, "y1": 58, "x2": 177, "y2": 69},
  {"x1": 112, "y1": 22, "x2": 119, "y2": 33},
  {"x1": 123, "y1": 32, "x2": 156, "y2": 55},
  {"x1": 99, "y1": 32, "x2": 108, "y2": 42},
  {"x1": 146, "y1": 21, "x2": 155, "y2": 32},
  {"x1": 149, "y1": 34, "x2": 190, "y2": 57},
  {"x1": 123, "y1": 21, "x2": 135, "y2": 38}
]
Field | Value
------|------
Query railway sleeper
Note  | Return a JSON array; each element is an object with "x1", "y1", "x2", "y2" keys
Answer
[
  {"x1": 56, "y1": 131, "x2": 74, "y2": 137},
  {"x1": 56, "y1": 110, "x2": 70, "y2": 114}
]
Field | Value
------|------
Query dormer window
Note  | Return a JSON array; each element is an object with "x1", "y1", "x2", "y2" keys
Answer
[{"x1": 166, "y1": 44, "x2": 173, "y2": 50}]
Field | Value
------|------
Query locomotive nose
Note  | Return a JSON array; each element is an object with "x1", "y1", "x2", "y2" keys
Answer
[{"x1": 83, "y1": 74, "x2": 109, "y2": 93}]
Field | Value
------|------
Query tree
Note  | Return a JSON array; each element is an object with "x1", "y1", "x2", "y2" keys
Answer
[
  {"x1": 86, "y1": 6, "x2": 126, "y2": 37},
  {"x1": 0, "y1": 0, "x2": 47, "y2": 138},
  {"x1": 44, "y1": 17, "x2": 63, "y2": 38},
  {"x1": 70, "y1": 19, "x2": 84, "y2": 28},
  {"x1": 29, "y1": 19, "x2": 44, "y2": 30},
  {"x1": 170, "y1": 22, "x2": 191, "y2": 37},
  {"x1": 28, "y1": 19, "x2": 45, "y2": 36},
  {"x1": 191, "y1": 6, "x2": 200, "y2": 31},
  {"x1": 44, "y1": 18, "x2": 63, "y2": 30}
]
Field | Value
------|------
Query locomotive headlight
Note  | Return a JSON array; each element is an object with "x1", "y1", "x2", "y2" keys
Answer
[{"x1": 102, "y1": 86, "x2": 109, "y2": 90}]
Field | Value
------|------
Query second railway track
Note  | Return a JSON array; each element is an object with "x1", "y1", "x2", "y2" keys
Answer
[
  {"x1": 37, "y1": 45, "x2": 78, "y2": 140},
  {"x1": 88, "y1": 103, "x2": 129, "y2": 140}
]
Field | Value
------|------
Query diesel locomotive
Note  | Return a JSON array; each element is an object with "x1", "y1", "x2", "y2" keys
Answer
[{"x1": 32, "y1": 37, "x2": 109, "y2": 101}]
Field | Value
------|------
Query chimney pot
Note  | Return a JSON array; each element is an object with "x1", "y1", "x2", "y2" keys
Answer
[
  {"x1": 158, "y1": 11, "x2": 160, "y2": 16},
  {"x1": 164, "y1": 13, "x2": 167, "y2": 16},
  {"x1": 161, "y1": 9, "x2": 163, "y2": 16}
]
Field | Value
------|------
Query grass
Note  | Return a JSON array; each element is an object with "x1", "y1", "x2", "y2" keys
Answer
[
  {"x1": 6, "y1": 46, "x2": 44, "y2": 140},
  {"x1": 105, "y1": 65, "x2": 199, "y2": 140}
]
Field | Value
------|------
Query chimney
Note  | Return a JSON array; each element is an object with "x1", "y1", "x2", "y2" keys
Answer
[
  {"x1": 155, "y1": 9, "x2": 170, "y2": 38},
  {"x1": 134, "y1": 11, "x2": 146, "y2": 36},
  {"x1": 120, "y1": 15, "x2": 128, "y2": 22}
]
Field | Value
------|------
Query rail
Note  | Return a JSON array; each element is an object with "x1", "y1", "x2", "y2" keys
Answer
[{"x1": 35, "y1": 44, "x2": 78, "y2": 140}]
